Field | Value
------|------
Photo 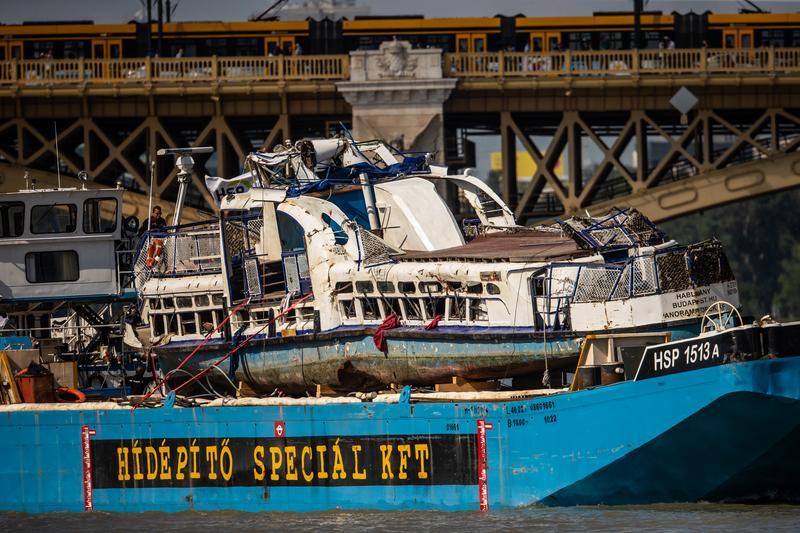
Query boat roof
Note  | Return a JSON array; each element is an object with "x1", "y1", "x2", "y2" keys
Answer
[{"x1": 399, "y1": 230, "x2": 588, "y2": 263}]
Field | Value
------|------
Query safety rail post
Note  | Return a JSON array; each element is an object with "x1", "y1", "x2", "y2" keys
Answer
[
  {"x1": 211, "y1": 55, "x2": 218, "y2": 81},
  {"x1": 564, "y1": 49, "x2": 572, "y2": 74},
  {"x1": 342, "y1": 54, "x2": 350, "y2": 79},
  {"x1": 498, "y1": 50, "x2": 505, "y2": 78},
  {"x1": 78, "y1": 57, "x2": 85, "y2": 83},
  {"x1": 145, "y1": 56, "x2": 152, "y2": 81},
  {"x1": 631, "y1": 48, "x2": 639, "y2": 74},
  {"x1": 278, "y1": 56, "x2": 284, "y2": 79},
  {"x1": 768, "y1": 46, "x2": 775, "y2": 72}
]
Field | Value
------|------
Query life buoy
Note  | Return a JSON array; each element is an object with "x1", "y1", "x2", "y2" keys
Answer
[
  {"x1": 56, "y1": 387, "x2": 86, "y2": 403},
  {"x1": 145, "y1": 238, "x2": 163, "y2": 268}
]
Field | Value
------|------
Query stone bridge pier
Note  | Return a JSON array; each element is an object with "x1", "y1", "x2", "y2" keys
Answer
[{"x1": 337, "y1": 40, "x2": 456, "y2": 161}]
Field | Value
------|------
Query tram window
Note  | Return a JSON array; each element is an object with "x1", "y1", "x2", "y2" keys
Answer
[
  {"x1": 532, "y1": 37, "x2": 543, "y2": 52},
  {"x1": 233, "y1": 38, "x2": 259, "y2": 56},
  {"x1": 83, "y1": 198, "x2": 117, "y2": 234},
  {"x1": 31, "y1": 204, "x2": 77, "y2": 234},
  {"x1": 458, "y1": 38, "x2": 469, "y2": 53},
  {"x1": 474, "y1": 38, "x2": 485, "y2": 53},
  {"x1": 741, "y1": 33, "x2": 752, "y2": 49},
  {"x1": 25, "y1": 251, "x2": 79, "y2": 283},
  {"x1": 725, "y1": 34, "x2": 735, "y2": 48},
  {"x1": 63, "y1": 41, "x2": 87, "y2": 59},
  {"x1": 792, "y1": 31, "x2": 800, "y2": 47},
  {"x1": 0, "y1": 202, "x2": 25, "y2": 238},
  {"x1": 568, "y1": 32, "x2": 593, "y2": 50},
  {"x1": 644, "y1": 32, "x2": 662, "y2": 49},
  {"x1": 760, "y1": 30, "x2": 785, "y2": 47},
  {"x1": 598, "y1": 32, "x2": 624, "y2": 50}
]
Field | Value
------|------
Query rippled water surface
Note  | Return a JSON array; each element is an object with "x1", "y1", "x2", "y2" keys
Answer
[{"x1": 3, "y1": 505, "x2": 800, "y2": 532}]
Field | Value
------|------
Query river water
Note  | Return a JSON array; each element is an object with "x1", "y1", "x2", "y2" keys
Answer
[{"x1": 2, "y1": 505, "x2": 799, "y2": 532}]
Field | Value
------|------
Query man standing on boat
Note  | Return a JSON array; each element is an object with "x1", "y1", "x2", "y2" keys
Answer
[{"x1": 139, "y1": 205, "x2": 167, "y2": 236}]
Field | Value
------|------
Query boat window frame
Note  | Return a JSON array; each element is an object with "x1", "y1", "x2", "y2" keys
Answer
[
  {"x1": 0, "y1": 201, "x2": 25, "y2": 238},
  {"x1": 30, "y1": 203, "x2": 77, "y2": 235},
  {"x1": 82, "y1": 197, "x2": 118, "y2": 234},
  {"x1": 24, "y1": 250, "x2": 80, "y2": 283}
]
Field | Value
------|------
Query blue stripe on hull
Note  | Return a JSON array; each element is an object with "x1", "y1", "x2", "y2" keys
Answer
[{"x1": 2, "y1": 357, "x2": 799, "y2": 512}]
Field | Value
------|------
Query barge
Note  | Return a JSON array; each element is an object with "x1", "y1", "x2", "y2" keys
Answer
[{"x1": 1, "y1": 320, "x2": 799, "y2": 512}]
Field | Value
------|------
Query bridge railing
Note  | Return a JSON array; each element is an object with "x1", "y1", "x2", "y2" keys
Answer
[
  {"x1": 445, "y1": 47, "x2": 800, "y2": 78},
  {"x1": 0, "y1": 55, "x2": 350, "y2": 86},
  {"x1": 2, "y1": 48, "x2": 799, "y2": 86}
]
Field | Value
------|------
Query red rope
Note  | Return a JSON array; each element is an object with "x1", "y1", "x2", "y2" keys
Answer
[
  {"x1": 170, "y1": 293, "x2": 314, "y2": 397},
  {"x1": 133, "y1": 297, "x2": 251, "y2": 409}
]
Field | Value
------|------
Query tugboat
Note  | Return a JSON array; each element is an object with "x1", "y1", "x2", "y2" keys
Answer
[{"x1": 132, "y1": 138, "x2": 740, "y2": 394}]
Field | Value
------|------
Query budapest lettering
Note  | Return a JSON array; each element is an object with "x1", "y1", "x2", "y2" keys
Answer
[{"x1": 91, "y1": 434, "x2": 477, "y2": 489}]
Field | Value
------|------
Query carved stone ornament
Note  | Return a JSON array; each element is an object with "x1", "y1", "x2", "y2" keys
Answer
[{"x1": 376, "y1": 39, "x2": 418, "y2": 78}]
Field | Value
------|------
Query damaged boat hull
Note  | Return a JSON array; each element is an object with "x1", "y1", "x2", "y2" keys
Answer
[{"x1": 157, "y1": 322, "x2": 701, "y2": 393}]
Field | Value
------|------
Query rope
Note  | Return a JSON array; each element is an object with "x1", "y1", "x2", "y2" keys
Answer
[
  {"x1": 170, "y1": 293, "x2": 314, "y2": 398},
  {"x1": 133, "y1": 297, "x2": 251, "y2": 409}
]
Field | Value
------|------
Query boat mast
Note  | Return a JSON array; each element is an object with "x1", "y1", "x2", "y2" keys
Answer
[{"x1": 156, "y1": 146, "x2": 213, "y2": 226}]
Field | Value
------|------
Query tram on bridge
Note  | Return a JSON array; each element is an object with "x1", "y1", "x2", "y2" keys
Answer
[{"x1": 1, "y1": 11, "x2": 800, "y2": 60}]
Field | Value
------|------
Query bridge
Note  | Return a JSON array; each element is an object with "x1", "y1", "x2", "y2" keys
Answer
[{"x1": 1, "y1": 46, "x2": 799, "y2": 223}]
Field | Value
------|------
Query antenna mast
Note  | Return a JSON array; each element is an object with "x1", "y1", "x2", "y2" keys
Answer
[{"x1": 54, "y1": 122, "x2": 62, "y2": 190}]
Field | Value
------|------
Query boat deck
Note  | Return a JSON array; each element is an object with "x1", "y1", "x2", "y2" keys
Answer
[{"x1": 399, "y1": 231, "x2": 586, "y2": 263}]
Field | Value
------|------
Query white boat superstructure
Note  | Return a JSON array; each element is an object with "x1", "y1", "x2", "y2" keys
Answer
[{"x1": 131, "y1": 137, "x2": 739, "y2": 392}]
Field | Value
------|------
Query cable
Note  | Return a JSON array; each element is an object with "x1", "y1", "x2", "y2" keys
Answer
[{"x1": 171, "y1": 293, "x2": 314, "y2": 397}]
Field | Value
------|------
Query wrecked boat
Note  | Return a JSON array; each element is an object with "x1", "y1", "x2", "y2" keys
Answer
[{"x1": 132, "y1": 137, "x2": 740, "y2": 394}]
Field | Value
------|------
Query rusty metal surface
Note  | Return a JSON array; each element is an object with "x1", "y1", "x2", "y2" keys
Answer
[{"x1": 400, "y1": 231, "x2": 585, "y2": 263}]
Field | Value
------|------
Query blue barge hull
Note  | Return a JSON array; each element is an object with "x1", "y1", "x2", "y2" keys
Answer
[{"x1": 1, "y1": 357, "x2": 799, "y2": 513}]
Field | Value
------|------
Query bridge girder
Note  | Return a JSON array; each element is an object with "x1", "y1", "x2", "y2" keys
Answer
[
  {"x1": 591, "y1": 150, "x2": 800, "y2": 222},
  {"x1": 495, "y1": 107, "x2": 800, "y2": 223},
  {"x1": 0, "y1": 91, "x2": 349, "y2": 211}
]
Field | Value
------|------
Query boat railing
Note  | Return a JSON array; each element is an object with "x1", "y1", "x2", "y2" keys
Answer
[
  {"x1": 134, "y1": 222, "x2": 222, "y2": 288},
  {"x1": 570, "y1": 240, "x2": 733, "y2": 304}
]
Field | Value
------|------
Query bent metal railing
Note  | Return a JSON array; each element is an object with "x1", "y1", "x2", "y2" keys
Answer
[
  {"x1": 1, "y1": 48, "x2": 800, "y2": 87},
  {"x1": 0, "y1": 54, "x2": 350, "y2": 86}
]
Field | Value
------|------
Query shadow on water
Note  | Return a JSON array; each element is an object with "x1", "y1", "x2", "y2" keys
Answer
[{"x1": 2, "y1": 504, "x2": 800, "y2": 532}]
